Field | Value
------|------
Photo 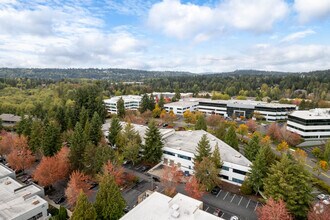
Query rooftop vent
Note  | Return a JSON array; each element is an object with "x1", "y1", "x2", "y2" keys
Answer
[
  {"x1": 171, "y1": 204, "x2": 179, "y2": 211},
  {"x1": 171, "y1": 211, "x2": 180, "y2": 218},
  {"x1": 32, "y1": 200, "x2": 40, "y2": 205},
  {"x1": 235, "y1": 155, "x2": 241, "y2": 158},
  {"x1": 5, "y1": 181, "x2": 11, "y2": 185}
]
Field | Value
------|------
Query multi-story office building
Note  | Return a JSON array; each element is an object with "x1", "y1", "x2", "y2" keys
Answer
[
  {"x1": 164, "y1": 101, "x2": 198, "y2": 115},
  {"x1": 165, "y1": 98, "x2": 296, "y2": 121},
  {"x1": 287, "y1": 108, "x2": 330, "y2": 140},
  {"x1": 104, "y1": 95, "x2": 142, "y2": 114},
  {"x1": 0, "y1": 176, "x2": 49, "y2": 220}
]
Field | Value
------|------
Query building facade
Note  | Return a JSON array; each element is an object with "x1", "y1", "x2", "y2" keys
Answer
[
  {"x1": 164, "y1": 101, "x2": 198, "y2": 115},
  {"x1": 287, "y1": 108, "x2": 330, "y2": 140},
  {"x1": 104, "y1": 95, "x2": 142, "y2": 114}
]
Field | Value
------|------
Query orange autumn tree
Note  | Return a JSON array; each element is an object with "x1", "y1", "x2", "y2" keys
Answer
[
  {"x1": 257, "y1": 198, "x2": 292, "y2": 220},
  {"x1": 65, "y1": 171, "x2": 91, "y2": 207},
  {"x1": 162, "y1": 165, "x2": 183, "y2": 197},
  {"x1": 267, "y1": 122, "x2": 282, "y2": 141},
  {"x1": 308, "y1": 202, "x2": 330, "y2": 220},
  {"x1": 185, "y1": 176, "x2": 205, "y2": 200},
  {"x1": 33, "y1": 146, "x2": 70, "y2": 186},
  {"x1": 246, "y1": 119, "x2": 257, "y2": 133},
  {"x1": 293, "y1": 149, "x2": 307, "y2": 163},
  {"x1": 0, "y1": 131, "x2": 16, "y2": 156},
  {"x1": 277, "y1": 141, "x2": 289, "y2": 153},
  {"x1": 7, "y1": 135, "x2": 35, "y2": 171},
  {"x1": 102, "y1": 161, "x2": 125, "y2": 186}
]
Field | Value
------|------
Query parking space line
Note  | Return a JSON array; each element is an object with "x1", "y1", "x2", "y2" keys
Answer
[
  {"x1": 205, "y1": 207, "x2": 209, "y2": 212},
  {"x1": 238, "y1": 196, "x2": 243, "y2": 206},
  {"x1": 230, "y1": 194, "x2": 236, "y2": 203},
  {"x1": 216, "y1": 190, "x2": 222, "y2": 197},
  {"x1": 220, "y1": 213, "x2": 225, "y2": 218},
  {"x1": 223, "y1": 192, "x2": 229, "y2": 200},
  {"x1": 254, "y1": 202, "x2": 259, "y2": 211},
  {"x1": 246, "y1": 199, "x2": 251, "y2": 208}
]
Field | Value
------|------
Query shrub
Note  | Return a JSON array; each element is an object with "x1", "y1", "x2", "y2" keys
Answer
[{"x1": 240, "y1": 180, "x2": 253, "y2": 195}]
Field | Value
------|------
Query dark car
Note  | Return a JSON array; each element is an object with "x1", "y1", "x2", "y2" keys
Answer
[
  {"x1": 124, "y1": 206, "x2": 130, "y2": 213},
  {"x1": 152, "y1": 176, "x2": 160, "y2": 182},
  {"x1": 213, "y1": 208, "x2": 223, "y2": 217},
  {"x1": 211, "y1": 186, "x2": 221, "y2": 195},
  {"x1": 162, "y1": 123, "x2": 168, "y2": 127}
]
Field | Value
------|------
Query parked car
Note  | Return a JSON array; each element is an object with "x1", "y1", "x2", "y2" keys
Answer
[
  {"x1": 124, "y1": 206, "x2": 130, "y2": 213},
  {"x1": 230, "y1": 216, "x2": 239, "y2": 220},
  {"x1": 211, "y1": 186, "x2": 221, "y2": 195},
  {"x1": 152, "y1": 176, "x2": 160, "y2": 182},
  {"x1": 213, "y1": 208, "x2": 223, "y2": 217},
  {"x1": 162, "y1": 123, "x2": 168, "y2": 127},
  {"x1": 317, "y1": 194, "x2": 328, "y2": 200},
  {"x1": 140, "y1": 165, "x2": 151, "y2": 172},
  {"x1": 322, "y1": 199, "x2": 330, "y2": 205}
]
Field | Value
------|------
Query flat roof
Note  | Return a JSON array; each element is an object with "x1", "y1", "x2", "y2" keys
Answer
[
  {"x1": 0, "y1": 164, "x2": 15, "y2": 178},
  {"x1": 164, "y1": 101, "x2": 199, "y2": 108},
  {"x1": 0, "y1": 114, "x2": 21, "y2": 122},
  {"x1": 290, "y1": 109, "x2": 330, "y2": 120},
  {"x1": 0, "y1": 177, "x2": 48, "y2": 220},
  {"x1": 120, "y1": 192, "x2": 222, "y2": 220},
  {"x1": 164, "y1": 130, "x2": 251, "y2": 167},
  {"x1": 104, "y1": 95, "x2": 142, "y2": 103}
]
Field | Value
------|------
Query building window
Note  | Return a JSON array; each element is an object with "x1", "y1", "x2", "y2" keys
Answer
[
  {"x1": 222, "y1": 166, "x2": 230, "y2": 171},
  {"x1": 219, "y1": 174, "x2": 229, "y2": 180},
  {"x1": 232, "y1": 178, "x2": 244, "y2": 184},
  {"x1": 27, "y1": 212, "x2": 43, "y2": 220},
  {"x1": 233, "y1": 169, "x2": 247, "y2": 175},
  {"x1": 163, "y1": 151, "x2": 175, "y2": 156},
  {"x1": 178, "y1": 154, "x2": 191, "y2": 161}
]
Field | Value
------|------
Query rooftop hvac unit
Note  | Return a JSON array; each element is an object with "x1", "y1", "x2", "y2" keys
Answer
[
  {"x1": 235, "y1": 155, "x2": 241, "y2": 158},
  {"x1": 171, "y1": 204, "x2": 179, "y2": 211},
  {"x1": 171, "y1": 211, "x2": 180, "y2": 218}
]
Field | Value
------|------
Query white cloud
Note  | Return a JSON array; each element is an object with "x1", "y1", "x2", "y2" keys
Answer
[
  {"x1": 294, "y1": 0, "x2": 330, "y2": 23},
  {"x1": 280, "y1": 29, "x2": 315, "y2": 42},
  {"x1": 148, "y1": 0, "x2": 289, "y2": 40}
]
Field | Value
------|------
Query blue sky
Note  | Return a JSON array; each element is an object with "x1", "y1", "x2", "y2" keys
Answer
[{"x1": 0, "y1": 0, "x2": 330, "y2": 72}]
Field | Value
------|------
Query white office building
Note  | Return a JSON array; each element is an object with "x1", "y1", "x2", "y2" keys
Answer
[
  {"x1": 166, "y1": 98, "x2": 296, "y2": 121},
  {"x1": 104, "y1": 95, "x2": 142, "y2": 114},
  {"x1": 0, "y1": 176, "x2": 49, "y2": 220},
  {"x1": 150, "y1": 92, "x2": 193, "y2": 100},
  {"x1": 121, "y1": 192, "x2": 222, "y2": 220},
  {"x1": 287, "y1": 108, "x2": 330, "y2": 140},
  {"x1": 103, "y1": 121, "x2": 251, "y2": 186},
  {"x1": 164, "y1": 101, "x2": 198, "y2": 115},
  {"x1": 0, "y1": 164, "x2": 16, "y2": 179}
]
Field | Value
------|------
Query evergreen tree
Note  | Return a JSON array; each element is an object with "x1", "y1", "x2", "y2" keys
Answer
[
  {"x1": 139, "y1": 94, "x2": 150, "y2": 113},
  {"x1": 69, "y1": 122, "x2": 87, "y2": 170},
  {"x1": 65, "y1": 106, "x2": 76, "y2": 130},
  {"x1": 212, "y1": 143, "x2": 222, "y2": 168},
  {"x1": 195, "y1": 115, "x2": 207, "y2": 131},
  {"x1": 224, "y1": 126, "x2": 239, "y2": 151},
  {"x1": 29, "y1": 120, "x2": 44, "y2": 153},
  {"x1": 248, "y1": 146, "x2": 268, "y2": 192},
  {"x1": 194, "y1": 157, "x2": 219, "y2": 191},
  {"x1": 149, "y1": 93, "x2": 155, "y2": 111},
  {"x1": 71, "y1": 191, "x2": 97, "y2": 220},
  {"x1": 90, "y1": 112, "x2": 102, "y2": 145},
  {"x1": 83, "y1": 119, "x2": 91, "y2": 142},
  {"x1": 158, "y1": 93, "x2": 165, "y2": 109},
  {"x1": 214, "y1": 122, "x2": 226, "y2": 140},
  {"x1": 244, "y1": 133, "x2": 260, "y2": 161},
  {"x1": 57, "y1": 206, "x2": 67, "y2": 220},
  {"x1": 94, "y1": 174, "x2": 126, "y2": 220},
  {"x1": 79, "y1": 106, "x2": 89, "y2": 128},
  {"x1": 108, "y1": 116, "x2": 122, "y2": 146},
  {"x1": 264, "y1": 155, "x2": 312, "y2": 219},
  {"x1": 323, "y1": 140, "x2": 330, "y2": 162},
  {"x1": 17, "y1": 116, "x2": 32, "y2": 136},
  {"x1": 117, "y1": 123, "x2": 141, "y2": 163},
  {"x1": 116, "y1": 97, "x2": 125, "y2": 118},
  {"x1": 194, "y1": 134, "x2": 211, "y2": 163},
  {"x1": 174, "y1": 87, "x2": 181, "y2": 101},
  {"x1": 142, "y1": 121, "x2": 164, "y2": 164},
  {"x1": 55, "y1": 105, "x2": 67, "y2": 132},
  {"x1": 42, "y1": 121, "x2": 61, "y2": 156},
  {"x1": 84, "y1": 142, "x2": 113, "y2": 176}
]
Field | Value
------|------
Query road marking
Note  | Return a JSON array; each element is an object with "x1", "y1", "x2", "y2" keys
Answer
[
  {"x1": 246, "y1": 199, "x2": 251, "y2": 208},
  {"x1": 230, "y1": 194, "x2": 236, "y2": 203},
  {"x1": 238, "y1": 196, "x2": 243, "y2": 206},
  {"x1": 220, "y1": 213, "x2": 225, "y2": 218},
  {"x1": 223, "y1": 192, "x2": 229, "y2": 200},
  {"x1": 305, "y1": 164, "x2": 330, "y2": 178},
  {"x1": 254, "y1": 202, "x2": 259, "y2": 211},
  {"x1": 216, "y1": 190, "x2": 222, "y2": 197},
  {"x1": 205, "y1": 207, "x2": 209, "y2": 212},
  {"x1": 160, "y1": 189, "x2": 164, "y2": 193}
]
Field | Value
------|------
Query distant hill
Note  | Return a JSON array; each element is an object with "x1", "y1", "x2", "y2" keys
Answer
[{"x1": 0, "y1": 68, "x2": 329, "y2": 80}]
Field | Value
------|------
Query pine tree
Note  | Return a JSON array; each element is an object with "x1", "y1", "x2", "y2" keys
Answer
[
  {"x1": 194, "y1": 134, "x2": 211, "y2": 163},
  {"x1": 94, "y1": 174, "x2": 126, "y2": 220},
  {"x1": 42, "y1": 121, "x2": 61, "y2": 156},
  {"x1": 116, "y1": 97, "x2": 125, "y2": 118},
  {"x1": 149, "y1": 93, "x2": 155, "y2": 111},
  {"x1": 224, "y1": 125, "x2": 239, "y2": 151},
  {"x1": 194, "y1": 157, "x2": 219, "y2": 191},
  {"x1": 108, "y1": 116, "x2": 122, "y2": 147},
  {"x1": 214, "y1": 122, "x2": 226, "y2": 140},
  {"x1": 55, "y1": 105, "x2": 67, "y2": 132},
  {"x1": 71, "y1": 191, "x2": 97, "y2": 220},
  {"x1": 324, "y1": 140, "x2": 330, "y2": 162},
  {"x1": 244, "y1": 133, "x2": 260, "y2": 161},
  {"x1": 158, "y1": 93, "x2": 165, "y2": 109},
  {"x1": 83, "y1": 119, "x2": 91, "y2": 142},
  {"x1": 119, "y1": 123, "x2": 141, "y2": 164},
  {"x1": 195, "y1": 115, "x2": 207, "y2": 131},
  {"x1": 29, "y1": 120, "x2": 44, "y2": 153},
  {"x1": 139, "y1": 94, "x2": 150, "y2": 113},
  {"x1": 263, "y1": 155, "x2": 312, "y2": 219},
  {"x1": 69, "y1": 122, "x2": 87, "y2": 170},
  {"x1": 79, "y1": 106, "x2": 89, "y2": 128},
  {"x1": 174, "y1": 87, "x2": 181, "y2": 101},
  {"x1": 90, "y1": 112, "x2": 102, "y2": 145},
  {"x1": 248, "y1": 146, "x2": 268, "y2": 192},
  {"x1": 212, "y1": 143, "x2": 222, "y2": 168},
  {"x1": 142, "y1": 120, "x2": 164, "y2": 164},
  {"x1": 57, "y1": 206, "x2": 68, "y2": 220},
  {"x1": 84, "y1": 142, "x2": 113, "y2": 176}
]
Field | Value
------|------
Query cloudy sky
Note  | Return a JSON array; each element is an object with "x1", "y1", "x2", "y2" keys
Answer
[{"x1": 0, "y1": 0, "x2": 330, "y2": 72}]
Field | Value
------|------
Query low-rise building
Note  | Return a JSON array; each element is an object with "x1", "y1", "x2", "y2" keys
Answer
[
  {"x1": 104, "y1": 95, "x2": 142, "y2": 114},
  {"x1": 151, "y1": 92, "x2": 193, "y2": 100},
  {"x1": 0, "y1": 176, "x2": 48, "y2": 220},
  {"x1": 164, "y1": 101, "x2": 198, "y2": 115},
  {"x1": 0, "y1": 164, "x2": 16, "y2": 179},
  {"x1": 120, "y1": 191, "x2": 222, "y2": 220},
  {"x1": 0, "y1": 114, "x2": 22, "y2": 127},
  {"x1": 287, "y1": 108, "x2": 330, "y2": 140}
]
